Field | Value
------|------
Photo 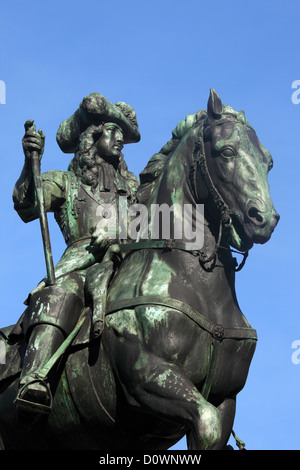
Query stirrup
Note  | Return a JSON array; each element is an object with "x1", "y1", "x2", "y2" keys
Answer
[{"x1": 14, "y1": 377, "x2": 53, "y2": 415}]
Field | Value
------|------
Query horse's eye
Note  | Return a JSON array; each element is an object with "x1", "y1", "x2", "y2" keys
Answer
[{"x1": 221, "y1": 147, "x2": 235, "y2": 158}]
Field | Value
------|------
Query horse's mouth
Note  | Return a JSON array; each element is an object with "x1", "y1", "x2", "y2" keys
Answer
[{"x1": 228, "y1": 213, "x2": 254, "y2": 252}]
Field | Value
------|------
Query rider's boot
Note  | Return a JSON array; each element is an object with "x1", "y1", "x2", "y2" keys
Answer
[
  {"x1": 15, "y1": 323, "x2": 64, "y2": 415},
  {"x1": 15, "y1": 284, "x2": 84, "y2": 421}
]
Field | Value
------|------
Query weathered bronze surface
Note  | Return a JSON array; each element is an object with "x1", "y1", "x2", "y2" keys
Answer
[{"x1": 0, "y1": 90, "x2": 279, "y2": 450}]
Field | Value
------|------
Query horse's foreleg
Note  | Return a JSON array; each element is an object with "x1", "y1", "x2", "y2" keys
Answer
[
  {"x1": 213, "y1": 397, "x2": 236, "y2": 449},
  {"x1": 105, "y1": 317, "x2": 221, "y2": 450},
  {"x1": 0, "y1": 431, "x2": 4, "y2": 450},
  {"x1": 126, "y1": 360, "x2": 221, "y2": 450}
]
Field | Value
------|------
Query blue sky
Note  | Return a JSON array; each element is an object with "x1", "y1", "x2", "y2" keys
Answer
[{"x1": 0, "y1": 0, "x2": 299, "y2": 450}]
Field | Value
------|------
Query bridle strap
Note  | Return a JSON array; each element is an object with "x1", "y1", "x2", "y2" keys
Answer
[
  {"x1": 192, "y1": 132, "x2": 232, "y2": 231},
  {"x1": 118, "y1": 122, "x2": 248, "y2": 271},
  {"x1": 118, "y1": 224, "x2": 222, "y2": 264},
  {"x1": 192, "y1": 124, "x2": 249, "y2": 270}
]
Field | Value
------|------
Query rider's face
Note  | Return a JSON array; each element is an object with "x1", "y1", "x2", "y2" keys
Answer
[{"x1": 96, "y1": 122, "x2": 124, "y2": 161}]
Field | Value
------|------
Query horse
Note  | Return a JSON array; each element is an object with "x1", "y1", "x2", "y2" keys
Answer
[{"x1": 0, "y1": 89, "x2": 279, "y2": 450}]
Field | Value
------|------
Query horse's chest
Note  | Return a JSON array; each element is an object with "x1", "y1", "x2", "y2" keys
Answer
[{"x1": 201, "y1": 337, "x2": 257, "y2": 400}]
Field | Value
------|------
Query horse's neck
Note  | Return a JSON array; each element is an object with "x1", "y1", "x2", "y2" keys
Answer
[
  {"x1": 146, "y1": 136, "x2": 220, "y2": 256},
  {"x1": 148, "y1": 144, "x2": 192, "y2": 207},
  {"x1": 144, "y1": 135, "x2": 236, "y2": 280}
]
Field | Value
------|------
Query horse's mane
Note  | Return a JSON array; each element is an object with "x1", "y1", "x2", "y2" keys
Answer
[
  {"x1": 137, "y1": 109, "x2": 206, "y2": 203},
  {"x1": 137, "y1": 104, "x2": 250, "y2": 204}
]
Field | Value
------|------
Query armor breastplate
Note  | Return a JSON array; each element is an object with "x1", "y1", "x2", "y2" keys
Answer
[{"x1": 55, "y1": 172, "x2": 126, "y2": 247}]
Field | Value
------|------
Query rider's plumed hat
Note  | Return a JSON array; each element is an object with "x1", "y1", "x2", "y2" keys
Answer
[{"x1": 56, "y1": 92, "x2": 141, "y2": 153}]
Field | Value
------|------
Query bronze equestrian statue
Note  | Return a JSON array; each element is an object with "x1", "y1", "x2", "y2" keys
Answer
[{"x1": 0, "y1": 89, "x2": 279, "y2": 450}]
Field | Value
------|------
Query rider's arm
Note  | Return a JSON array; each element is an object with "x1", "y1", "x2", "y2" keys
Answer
[
  {"x1": 13, "y1": 167, "x2": 66, "y2": 223},
  {"x1": 12, "y1": 122, "x2": 66, "y2": 223}
]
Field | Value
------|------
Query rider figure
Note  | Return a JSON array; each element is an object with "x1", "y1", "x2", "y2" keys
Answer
[{"x1": 12, "y1": 93, "x2": 140, "y2": 416}]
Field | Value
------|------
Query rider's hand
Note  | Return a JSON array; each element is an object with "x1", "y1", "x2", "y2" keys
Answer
[
  {"x1": 22, "y1": 120, "x2": 45, "y2": 160},
  {"x1": 91, "y1": 236, "x2": 112, "y2": 249},
  {"x1": 90, "y1": 224, "x2": 117, "y2": 249}
]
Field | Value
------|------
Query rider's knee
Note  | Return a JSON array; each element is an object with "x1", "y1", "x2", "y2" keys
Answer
[
  {"x1": 24, "y1": 285, "x2": 84, "y2": 339},
  {"x1": 56, "y1": 272, "x2": 85, "y2": 296}
]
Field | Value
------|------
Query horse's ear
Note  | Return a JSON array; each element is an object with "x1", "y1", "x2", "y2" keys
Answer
[{"x1": 207, "y1": 89, "x2": 223, "y2": 119}]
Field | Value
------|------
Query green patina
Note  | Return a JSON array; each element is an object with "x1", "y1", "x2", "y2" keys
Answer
[
  {"x1": 0, "y1": 89, "x2": 278, "y2": 451},
  {"x1": 140, "y1": 252, "x2": 176, "y2": 297}
]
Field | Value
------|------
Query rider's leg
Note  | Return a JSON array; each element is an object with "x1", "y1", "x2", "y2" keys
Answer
[
  {"x1": 16, "y1": 272, "x2": 85, "y2": 413},
  {"x1": 17, "y1": 324, "x2": 65, "y2": 412},
  {"x1": 85, "y1": 258, "x2": 115, "y2": 338}
]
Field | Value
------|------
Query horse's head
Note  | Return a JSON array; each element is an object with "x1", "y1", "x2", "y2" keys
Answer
[{"x1": 196, "y1": 89, "x2": 279, "y2": 252}]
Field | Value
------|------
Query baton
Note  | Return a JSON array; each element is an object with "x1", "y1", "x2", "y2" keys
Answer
[{"x1": 25, "y1": 120, "x2": 56, "y2": 286}]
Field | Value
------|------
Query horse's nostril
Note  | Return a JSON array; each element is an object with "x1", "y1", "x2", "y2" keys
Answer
[{"x1": 247, "y1": 207, "x2": 264, "y2": 224}]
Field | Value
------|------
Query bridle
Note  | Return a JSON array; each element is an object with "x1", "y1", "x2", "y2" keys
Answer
[
  {"x1": 119, "y1": 118, "x2": 249, "y2": 272},
  {"x1": 191, "y1": 119, "x2": 249, "y2": 271}
]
